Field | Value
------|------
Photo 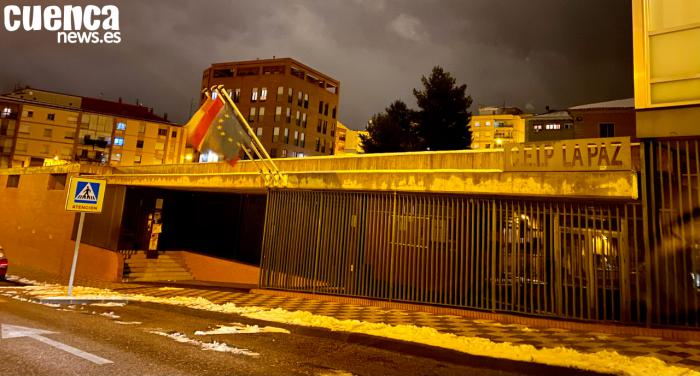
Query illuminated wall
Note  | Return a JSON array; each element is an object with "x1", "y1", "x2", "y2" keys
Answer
[{"x1": 633, "y1": 0, "x2": 700, "y2": 137}]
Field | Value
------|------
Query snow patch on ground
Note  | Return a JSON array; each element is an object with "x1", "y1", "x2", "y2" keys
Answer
[
  {"x1": 100, "y1": 311, "x2": 120, "y2": 319},
  {"x1": 12, "y1": 284, "x2": 700, "y2": 376},
  {"x1": 194, "y1": 323, "x2": 290, "y2": 335},
  {"x1": 5, "y1": 275, "x2": 46, "y2": 286},
  {"x1": 115, "y1": 321, "x2": 142, "y2": 325},
  {"x1": 91, "y1": 302, "x2": 126, "y2": 307},
  {"x1": 158, "y1": 287, "x2": 184, "y2": 291},
  {"x1": 148, "y1": 330, "x2": 258, "y2": 356},
  {"x1": 317, "y1": 371, "x2": 354, "y2": 376}
]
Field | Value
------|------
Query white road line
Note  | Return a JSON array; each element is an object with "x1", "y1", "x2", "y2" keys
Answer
[{"x1": 1, "y1": 324, "x2": 113, "y2": 365}]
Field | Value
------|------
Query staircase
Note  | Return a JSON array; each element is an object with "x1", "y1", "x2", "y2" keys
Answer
[{"x1": 122, "y1": 251, "x2": 194, "y2": 282}]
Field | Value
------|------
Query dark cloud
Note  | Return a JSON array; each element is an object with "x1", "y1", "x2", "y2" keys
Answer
[{"x1": 0, "y1": 0, "x2": 632, "y2": 129}]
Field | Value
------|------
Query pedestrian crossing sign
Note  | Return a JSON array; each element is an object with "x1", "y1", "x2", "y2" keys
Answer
[{"x1": 65, "y1": 177, "x2": 106, "y2": 213}]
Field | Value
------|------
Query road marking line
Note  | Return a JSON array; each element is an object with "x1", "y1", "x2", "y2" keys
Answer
[{"x1": 1, "y1": 324, "x2": 113, "y2": 365}]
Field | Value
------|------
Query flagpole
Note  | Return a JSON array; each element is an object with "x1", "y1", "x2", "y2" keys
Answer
[
  {"x1": 213, "y1": 87, "x2": 275, "y2": 175},
  {"x1": 216, "y1": 86, "x2": 282, "y2": 176}
]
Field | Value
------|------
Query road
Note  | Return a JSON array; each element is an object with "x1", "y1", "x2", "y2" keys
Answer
[{"x1": 0, "y1": 280, "x2": 600, "y2": 376}]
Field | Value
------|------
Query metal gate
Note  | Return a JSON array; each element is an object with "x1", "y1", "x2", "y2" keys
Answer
[{"x1": 260, "y1": 190, "x2": 649, "y2": 324}]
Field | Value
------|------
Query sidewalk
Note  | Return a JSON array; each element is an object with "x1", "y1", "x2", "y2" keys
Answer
[{"x1": 5, "y1": 264, "x2": 700, "y2": 374}]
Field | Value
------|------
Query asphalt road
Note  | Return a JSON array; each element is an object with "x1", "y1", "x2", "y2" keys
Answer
[{"x1": 0, "y1": 281, "x2": 602, "y2": 376}]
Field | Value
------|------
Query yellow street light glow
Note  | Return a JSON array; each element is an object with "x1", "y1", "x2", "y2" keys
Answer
[{"x1": 184, "y1": 154, "x2": 193, "y2": 161}]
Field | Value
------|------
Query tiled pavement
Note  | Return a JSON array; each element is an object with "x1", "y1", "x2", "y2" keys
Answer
[
  {"x1": 7, "y1": 267, "x2": 700, "y2": 372},
  {"x1": 108, "y1": 284, "x2": 700, "y2": 371}
]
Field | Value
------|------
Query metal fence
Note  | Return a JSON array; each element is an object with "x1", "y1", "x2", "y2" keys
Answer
[
  {"x1": 260, "y1": 190, "x2": 652, "y2": 324},
  {"x1": 259, "y1": 139, "x2": 700, "y2": 328}
]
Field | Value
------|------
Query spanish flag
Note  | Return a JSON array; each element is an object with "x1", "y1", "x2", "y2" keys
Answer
[{"x1": 185, "y1": 94, "x2": 252, "y2": 166}]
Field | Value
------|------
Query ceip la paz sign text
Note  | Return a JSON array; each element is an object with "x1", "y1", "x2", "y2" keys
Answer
[
  {"x1": 504, "y1": 137, "x2": 631, "y2": 171},
  {"x1": 65, "y1": 177, "x2": 106, "y2": 213}
]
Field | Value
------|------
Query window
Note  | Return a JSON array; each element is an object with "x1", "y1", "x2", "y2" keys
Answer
[
  {"x1": 475, "y1": 122, "x2": 481, "y2": 127},
  {"x1": 18, "y1": 124, "x2": 30, "y2": 134},
  {"x1": 248, "y1": 107, "x2": 256, "y2": 123},
  {"x1": 324, "y1": 103, "x2": 329, "y2": 116},
  {"x1": 276, "y1": 86, "x2": 284, "y2": 101},
  {"x1": 285, "y1": 107, "x2": 291, "y2": 123},
  {"x1": 318, "y1": 101, "x2": 324, "y2": 114},
  {"x1": 297, "y1": 92, "x2": 303, "y2": 106},
  {"x1": 275, "y1": 106, "x2": 282, "y2": 122},
  {"x1": 533, "y1": 124, "x2": 542, "y2": 132},
  {"x1": 256, "y1": 127, "x2": 263, "y2": 137},
  {"x1": 258, "y1": 106, "x2": 265, "y2": 123},
  {"x1": 116, "y1": 122, "x2": 126, "y2": 130},
  {"x1": 27, "y1": 110, "x2": 33, "y2": 118},
  {"x1": 155, "y1": 142, "x2": 165, "y2": 151},
  {"x1": 15, "y1": 141, "x2": 27, "y2": 152},
  {"x1": 138, "y1": 123, "x2": 146, "y2": 133},
  {"x1": 260, "y1": 87, "x2": 268, "y2": 101},
  {"x1": 6, "y1": 174, "x2": 19, "y2": 188},
  {"x1": 332, "y1": 107, "x2": 336, "y2": 119},
  {"x1": 134, "y1": 155, "x2": 142, "y2": 164},
  {"x1": 251, "y1": 88, "x2": 258, "y2": 102},
  {"x1": 600, "y1": 123, "x2": 615, "y2": 138},
  {"x1": 304, "y1": 94, "x2": 309, "y2": 108},
  {"x1": 323, "y1": 120, "x2": 327, "y2": 134},
  {"x1": 233, "y1": 88, "x2": 241, "y2": 103},
  {"x1": 43, "y1": 128, "x2": 52, "y2": 138},
  {"x1": 287, "y1": 88, "x2": 293, "y2": 103},
  {"x1": 317, "y1": 119, "x2": 322, "y2": 132},
  {"x1": 47, "y1": 174, "x2": 67, "y2": 190},
  {"x1": 47, "y1": 113, "x2": 55, "y2": 121},
  {"x1": 158, "y1": 129, "x2": 168, "y2": 136},
  {"x1": 213, "y1": 68, "x2": 234, "y2": 77},
  {"x1": 136, "y1": 140, "x2": 144, "y2": 148},
  {"x1": 64, "y1": 131, "x2": 74, "y2": 140},
  {"x1": 315, "y1": 137, "x2": 320, "y2": 151},
  {"x1": 321, "y1": 139, "x2": 326, "y2": 153},
  {"x1": 294, "y1": 130, "x2": 299, "y2": 146},
  {"x1": 284, "y1": 128, "x2": 289, "y2": 144},
  {"x1": 302, "y1": 113, "x2": 307, "y2": 127},
  {"x1": 300, "y1": 132, "x2": 305, "y2": 147},
  {"x1": 112, "y1": 153, "x2": 122, "y2": 161},
  {"x1": 273, "y1": 127, "x2": 280, "y2": 142},
  {"x1": 1, "y1": 107, "x2": 11, "y2": 118},
  {"x1": 545, "y1": 123, "x2": 561, "y2": 130},
  {"x1": 295, "y1": 110, "x2": 301, "y2": 126},
  {"x1": 40, "y1": 144, "x2": 49, "y2": 154},
  {"x1": 114, "y1": 137, "x2": 124, "y2": 146},
  {"x1": 281, "y1": 149, "x2": 287, "y2": 157},
  {"x1": 171, "y1": 131, "x2": 178, "y2": 138}
]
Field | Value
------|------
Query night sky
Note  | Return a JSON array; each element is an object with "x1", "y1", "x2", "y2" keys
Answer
[{"x1": 0, "y1": 0, "x2": 633, "y2": 129}]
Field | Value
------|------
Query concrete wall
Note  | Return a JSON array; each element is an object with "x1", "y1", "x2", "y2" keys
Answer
[
  {"x1": 0, "y1": 167, "x2": 122, "y2": 281},
  {"x1": 181, "y1": 251, "x2": 259, "y2": 286}
]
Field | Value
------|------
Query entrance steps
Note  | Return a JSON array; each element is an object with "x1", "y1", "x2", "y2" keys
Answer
[{"x1": 122, "y1": 251, "x2": 194, "y2": 282}]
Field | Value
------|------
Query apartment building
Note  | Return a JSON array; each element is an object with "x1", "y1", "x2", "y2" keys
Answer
[
  {"x1": 468, "y1": 106, "x2": 528, "y2": 149},
  {"x1": 334, "y1": 122, "x2": 367, "y2": 154},
  {"x1": 0, "y1": 88, "x2": 185, "y2": 167},
  {"x1": 201, "y1": 57, "x2": 340, "y2": 158}
]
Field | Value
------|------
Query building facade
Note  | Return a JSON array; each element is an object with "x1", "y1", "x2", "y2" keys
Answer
[
  {"x1": 201, "y1": 57, "x2": 340, "y2": 158},
  {"x1": 468, "y1": 106, "x2": 528, "y2": 149},
  {"x1": 524, "y1": 111, "x2": 574, "y2": 142},
  {"x1": 632, "y1": 0, "x2": 700, "y2": 138},
  {"x1": 0, "y1": 88, "x2": 185, "y2": 168},
  {"x1": 568, "y1": 98, "x2": 636, "y2": 139},
  {"x1": 334, "y1": 122, "x2": 366, "y2": 154}
]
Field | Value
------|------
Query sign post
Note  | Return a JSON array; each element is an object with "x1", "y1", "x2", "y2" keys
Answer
[{"x1": 64, "y1": 177, "x2": 106, "y2": 296}]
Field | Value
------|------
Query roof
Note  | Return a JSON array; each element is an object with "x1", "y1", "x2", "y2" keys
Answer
[
  {"x1": 528, "y1": 111, "x2": 572, "y2": 120},
  {"x1": 2, "y1": 87, "x2": 176, "y2": 125},
  {"x1": 569, "y1": 98, "x2": 635, "y2": 110}
]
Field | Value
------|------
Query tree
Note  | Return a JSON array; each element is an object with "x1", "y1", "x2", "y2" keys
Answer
[
  {"x1": 360, "y1": 100, "x2": 422, "y2": 153},
  {"x1": 413, "y1": 66, "x2": 472, "y2": 150}
]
